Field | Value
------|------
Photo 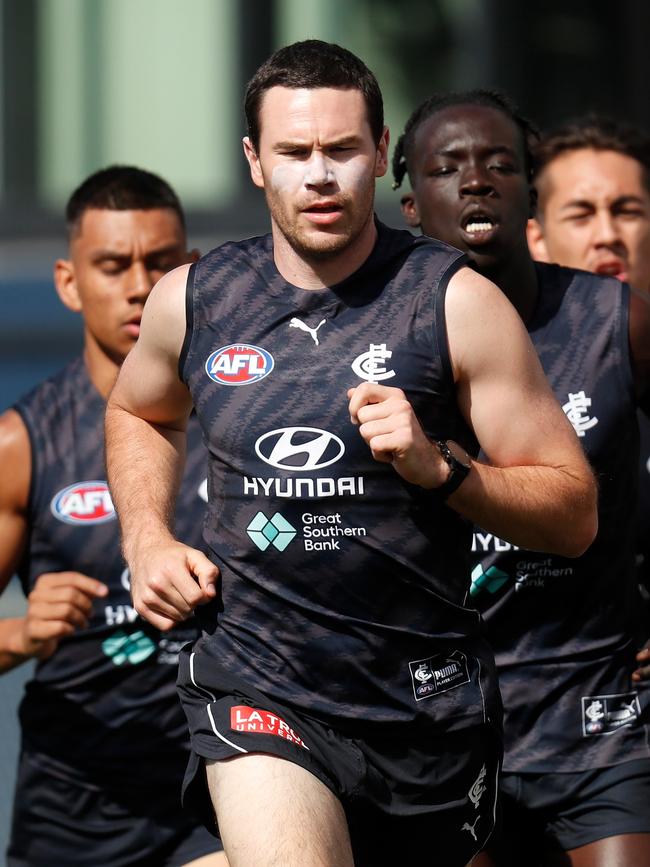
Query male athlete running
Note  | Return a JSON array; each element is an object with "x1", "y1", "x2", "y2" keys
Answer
[
  {"x1": 0, "y1": 167, "x2": 226, "y2": 866},
  {"x1": 395, "y1": 90, "x2": 650, "y2": 867},
  {"x1": 528, "y1": 116, "x2": 650, "y2": 643},
  {"x1": 106, "y1": 44, "x2": 596, "y2": 867}
]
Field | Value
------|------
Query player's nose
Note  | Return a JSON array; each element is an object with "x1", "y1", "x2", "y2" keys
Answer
[
  {"x1": 459, "y1": 165, "x2": 494, "y2": 197},
  {"x1": 592, "y1": 210, "x2": 620, "y2": 246}
]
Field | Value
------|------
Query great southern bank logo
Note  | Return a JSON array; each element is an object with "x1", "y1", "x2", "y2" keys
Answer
[
  {"x1": 101, "y1": 630, "x2": 156, "y2": 665},
  {"x1": 247, "y1": 511, "x2": 297, "y2": 551},
  {"x1": 255, "y1": 427, "x2": 344, "y2": 471},
  {"x1": 51, "y1": 481, "x2": 115, "y2": 525},
  {"x1": 205, "y1": 343, "x2": 274, "y2": 386}
]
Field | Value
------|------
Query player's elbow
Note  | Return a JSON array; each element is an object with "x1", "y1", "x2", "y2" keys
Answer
[{"x1": 554, "y1": 470, "x2": 599, "y2": 558}]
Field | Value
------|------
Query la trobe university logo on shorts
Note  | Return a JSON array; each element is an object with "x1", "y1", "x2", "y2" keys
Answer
[
  {"x1": 205, "y1": 343, "x2": 274, "y2": 386},
  {"x1": 50, "y1": 480, "x2": 115, "y2": 525}
]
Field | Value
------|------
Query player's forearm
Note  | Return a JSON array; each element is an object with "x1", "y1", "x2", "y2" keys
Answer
[
  {"x1": 0, "y1": 618, "x2": 33, "y2": 672},
  {"x1": 105, "y1": 402, "x2": 186, "y2": 561},
  {"x1": 447, "y1": 460, "x2": 598, "y2": 557}
]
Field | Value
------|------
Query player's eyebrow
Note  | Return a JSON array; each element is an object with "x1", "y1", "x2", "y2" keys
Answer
[{"x1": 273, "y1": 135, "x2": 362, "y2": 151}]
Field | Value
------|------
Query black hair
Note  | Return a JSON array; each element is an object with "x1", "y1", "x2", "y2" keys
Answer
[
  {"x1": 244, "y1": 39, "x2": 384, "y2": 151},
  {"x1": 392, "y1": 89, "x2": 538, "y2": 189},
  {"x1": 65, "y1": 165, "x2": 185, "y2": 235},
  {"x1": 534, "y1": 114, "x2": 650, "y2": 193}
]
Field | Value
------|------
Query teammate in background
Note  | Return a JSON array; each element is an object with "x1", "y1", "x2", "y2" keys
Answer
[
  {"x1": 394, "y1": 91, "x2": 650, "y2": 866},
  {"x1": 106, "y1": 43, "x2": 596, "y2": 867},
  {"x1": 527, "y1": 116, "x2": 650, "y2": 653},
  {"x1": 0, "y1": 167, "x2": 227, "y2": 866}
]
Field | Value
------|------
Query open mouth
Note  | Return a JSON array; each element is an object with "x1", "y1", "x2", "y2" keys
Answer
[
  {"x1": 460, "y1": 211, "x2": 498, "y2": 242},
  {"x1": 303, "y1": 203, "x2": 342, "y2": 213},
  {"x1": 301, "y1": 202, "x2": 344, "y2": 225},
  {"x1": 595, "y1": 260, "x2": 627, "y2": 281},
  {"x1": 462, "y1": 211, "x2": 496, "y2": 232}
]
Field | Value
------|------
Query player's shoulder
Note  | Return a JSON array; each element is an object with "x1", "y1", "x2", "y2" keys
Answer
[
  {"x1": 0, "y1": 405, "x2": 30, "y2": 473},
  {"x1": 535, "y1": 260, "x2": 624, "y2": 300},
  {"x1": 12, "y1": 357, "x2": 85, "y2": 419},
  {"x1": 195, "y1": 232, "x2": 273, "y2": 278}
]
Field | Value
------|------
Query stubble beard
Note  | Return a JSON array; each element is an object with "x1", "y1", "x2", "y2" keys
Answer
[{"x1": 267, "y1": 181, "x2": 376, "y2": 264}]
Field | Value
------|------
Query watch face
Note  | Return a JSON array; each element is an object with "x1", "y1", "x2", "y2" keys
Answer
[{"x1": 446, "y1": 440, "x2": 472, "y2": 469}]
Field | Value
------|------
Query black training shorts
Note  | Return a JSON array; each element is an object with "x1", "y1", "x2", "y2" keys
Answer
[
  {"x1": 486, "y1": 759, "x2": 650, "y2": 862},
  {"x1": 7, "y1": 749, "x2": 223, "y2": 867},
  {"x1": 178, "y1": 647, "x2": 501, "y2": 867}
]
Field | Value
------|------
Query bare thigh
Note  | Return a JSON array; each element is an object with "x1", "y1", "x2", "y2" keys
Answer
[
  {"x1": 183, "y1": 853, "x2": 230, "y2": 867},
  {"x1": 550, "y1": 833, "x2": 650, "y2": 867},
  {"x1": 206, "y1": 754, "x2": 354, "y2": 867}
]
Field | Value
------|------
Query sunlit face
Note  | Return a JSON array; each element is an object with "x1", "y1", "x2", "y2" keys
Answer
[
  {"x1": 243, "y1": 86, "x2": 388, "y2": 262},
  {"x1": 529, "y1": 149, "x2": 650, "y2": 291},
  {"x1": 59, "y1": 208, "x2": 190, "y2": 364},
  {"x1": 401, "y1": 104, "x2": 532, "y2": 271}
]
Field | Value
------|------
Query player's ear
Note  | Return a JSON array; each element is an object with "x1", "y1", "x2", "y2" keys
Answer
[
  {"x1": 375, "y1": 126, "x2": 390, "y2": 178},
  {"x1": 400, "y1": 192, "x2": 421, "y2": 229},
  {"x1": 243, "y1": 136, "x2": 264, "y2": 189},
  {"x1": 526, "y1": 218, "x2": 550, "y2": 262},
  {"x1": 53, "y1": 259, "x2": 83, "y2": 313}
]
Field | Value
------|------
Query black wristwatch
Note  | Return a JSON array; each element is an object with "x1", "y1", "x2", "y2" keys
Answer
[{"x1": 432, "y1": 439, "x2": 472, "y2": 500}]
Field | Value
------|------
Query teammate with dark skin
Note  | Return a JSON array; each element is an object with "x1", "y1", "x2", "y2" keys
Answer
[{"x1": 395, "y1": 93, "x2": 650, "y2": 867}]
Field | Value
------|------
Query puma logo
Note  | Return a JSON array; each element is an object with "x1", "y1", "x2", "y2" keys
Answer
[
  {"x1": 462, "y1": 815, "x2": 480, "y2": 841},
  {"x1": 289, "y1": 317, "x2": 327, "y2": 346}
]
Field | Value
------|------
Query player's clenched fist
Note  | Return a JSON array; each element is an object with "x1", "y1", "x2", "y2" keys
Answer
[
  {"x1": 348, "y1": 383, "x2": 447, "y2": 489},
  {"x1": 22, "y1": 571, "x2": 108, "y2": 659},
  {"x1": 127, "y1": 540, "x2": 219, "y2": 632}
]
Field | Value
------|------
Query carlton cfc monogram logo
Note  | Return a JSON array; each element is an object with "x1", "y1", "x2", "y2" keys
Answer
[
  {"x1": 51, "y1": 481, "x2": 116, "y2": 525},
  {"x1": 205, "y1": 343, "x2": 274, "y2": 386}
]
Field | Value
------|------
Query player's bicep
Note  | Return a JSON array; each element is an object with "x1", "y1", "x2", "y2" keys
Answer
[
  {"x1": 0, "y1": 411, "x2": 31, "y2": 584},
  {"x1": 109, "y1": 265, "x2": 192, "y2": 428},
  {"x1": 446, "y1": 269, "x2": 582, "y2": 468}
]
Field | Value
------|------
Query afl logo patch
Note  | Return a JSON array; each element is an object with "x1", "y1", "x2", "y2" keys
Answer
[
  {"x1": 51, "y1": 481, "x2": 116, "y2": 525},
  {"x1": 205, "y1": 343, "x2": 274, "y2": 386}
]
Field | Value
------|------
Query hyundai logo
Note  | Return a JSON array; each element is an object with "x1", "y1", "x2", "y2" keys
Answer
[{"x1": 255, "y1": 427, "x2": 345, "y2": 471}]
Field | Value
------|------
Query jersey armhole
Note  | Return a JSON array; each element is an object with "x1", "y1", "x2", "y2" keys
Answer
[
  {"x1": 615, "y1": 280, "x2": 637, "y2": 408},
  {"x1": 433, "y1": 254, "x2": 468, "y2": 393},
  {"x1": 178, "y1": 262, "x2": 197, "y2": 384}
]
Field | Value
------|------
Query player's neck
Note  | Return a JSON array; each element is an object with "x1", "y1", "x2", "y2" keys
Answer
[
  {"x1": 83, "y1": 332, "x2": 122, "y2": 399},
  {"x1": 481, "y1": 248, "x2": 539, "y2": 326},
  {"x1": 271, "y1": 215, "x2": 378, "y2": 290}
]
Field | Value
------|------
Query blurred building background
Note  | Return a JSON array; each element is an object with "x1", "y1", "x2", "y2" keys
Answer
[
  {"x1": 1, "y1": 0, "x2": 649, "y2": 854},
  {"x1": 2, "y1": 0, "x2": 650, "y2": 406}
]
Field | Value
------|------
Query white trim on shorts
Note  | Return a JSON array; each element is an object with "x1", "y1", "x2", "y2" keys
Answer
[{"x1": 190, "y1": 651, "x2": 249, "y2": 755}]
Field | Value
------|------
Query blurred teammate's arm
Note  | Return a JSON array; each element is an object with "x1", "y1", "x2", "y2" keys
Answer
[
  {"x1": 105, "y1": 265, "x2": 218, "y2": 632},
  {"x1": 0, "y1": 411, "x2": 106, "y2": 671}
]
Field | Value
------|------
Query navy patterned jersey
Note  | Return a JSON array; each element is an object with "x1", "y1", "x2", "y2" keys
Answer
[
  {"x1": 471, "y1": 262, "x2": 649, "y2": 772},
  {"x1": 14, "y1": 356, "x2": 208, "y2": 789},
  {"x1": 636, "y1": 410, "x2": 650, "y2": 589},
  {"x1": 180, "y1": 220, "x2": 501, "y2": 734}
]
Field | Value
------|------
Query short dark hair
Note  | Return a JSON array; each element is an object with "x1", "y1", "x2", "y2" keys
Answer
[
  {"x1": 392, "y1": 89, "x2": 538, "y2": 190},
  {"x1": 244, "y1": 39, "x2": 384, "y2": 151},
  {"x1": 533, "y1": 114, "x2": 650, "y2": 193},
  {"x1": 66, "y1": 165, "x2": 186, "y2": 236}
]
